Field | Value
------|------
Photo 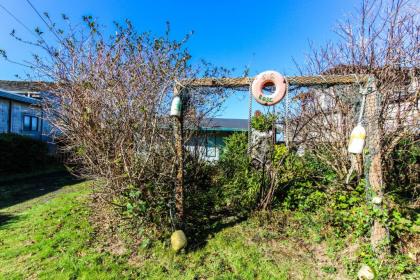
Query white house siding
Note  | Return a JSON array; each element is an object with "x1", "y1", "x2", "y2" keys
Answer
[
  {"x1": 186, "y1": 134, "x2": 227, "y2": 162},
  {"x1": 0, "y1": 97, "x2": 54, "y2": 143},
  {"x1": 186, "y1": 145, "x2": 221, "y2": 162}
]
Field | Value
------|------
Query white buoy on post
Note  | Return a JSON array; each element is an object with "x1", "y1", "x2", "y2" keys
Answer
[{"x1": 170, "y1": 96, "x2": 182, "y2": 117}]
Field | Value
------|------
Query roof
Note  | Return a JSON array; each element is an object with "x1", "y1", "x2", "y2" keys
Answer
[
  {"x1": 0, "y1": 90, "x2": 41, "y2": 105},
  {"x1": 0, "y1": 80, "x2": 51, "y2": 92},
  {"x1": 201, "y1": 118, "x2": 248, "y2": 132}
]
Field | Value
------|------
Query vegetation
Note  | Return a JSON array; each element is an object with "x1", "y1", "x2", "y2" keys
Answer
[
  {"x1": 2, "y1": 15, "x2": 232, "y2": 239},
  {"x1": 1, "y1": 165, "x2": 417, "y2": 279},
  {"x1": 217, "y1": 132, "x2": 261, "y2": 211},
  {"x1": 0, "y1": 176, "x2": 343, "y2": 279},
  {"x1": 251, "y1": 111, "x2": 276, "y2": 132},
  {"x1": 0, "y1": 133, "x2": 52, "y2": 174},
  {"x1": 0, "y1": 0, "x2": 418, "y2": 279},
  {"x1": 215, "y1": 132, "x2": 419, "y2": 279}
]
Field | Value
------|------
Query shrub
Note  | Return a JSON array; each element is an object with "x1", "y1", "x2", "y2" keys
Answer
[
  {"x1": 217, "y1": 133, "x2": 263, "y2": 211},
  {"x1": 384, "y1": 136, "x2": 419, "y2": 200},
  {"x1": 251, "y1": 112, "x2": 276, "y2": 132},
  {"x1": 16, "y1": 18, "x2": 230, "y2": 240},
  {"x1": 0, "y1": 133, "x2": 50, "y2": 174}
]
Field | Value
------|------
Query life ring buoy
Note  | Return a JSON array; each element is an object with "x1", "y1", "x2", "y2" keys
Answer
[{"x1": 251, "y1": 71, "x2": 287, "y2": 106}]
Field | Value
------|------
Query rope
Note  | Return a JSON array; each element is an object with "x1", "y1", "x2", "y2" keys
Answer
[
  {"x1": 182, "y1": 75, "x2": 370, "y2": 89},
  {"x1": 168, "y1": 201, "x2": 176, "y2": 232},
  {"x1": 247, "y1": 78, "x2": 253, "y2": 155},
  {"x1": 174, "y1": 79, "x2": 185, "y2": 89},
  {"x1": 174, "y1": 79, "x2": 186, "y2": 96},
  {"x1": 359, "y1": 76, "x2": 376, "y2": 205},
  {"x1": 357, "y1": 77, "x2": 370, "y2": 125},
  {"x1": 346, "y1": 80, "x2": 370, "y2": 185}
]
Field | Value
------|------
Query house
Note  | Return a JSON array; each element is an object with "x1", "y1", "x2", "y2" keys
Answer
[
  {"x1": 187, "y1": 118, "x2": 248, "y2": 161},
  {"x1": 287, "y1": 67, "x2": 419, "y2": 144},
  {"x1": 0, "y1": 89, "x2": 53, "y2": 142},
  {"x1": 0, "y1": 80, "x2": 249, "y2": 161}
]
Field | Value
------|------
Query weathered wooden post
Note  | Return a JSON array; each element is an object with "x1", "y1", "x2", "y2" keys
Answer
[
  {"x1": 171, "y1": 84, "x2": 185, "y2": 228},
  {"x1": 364, "y1": 75, "x2": 389, "y2": 257}
]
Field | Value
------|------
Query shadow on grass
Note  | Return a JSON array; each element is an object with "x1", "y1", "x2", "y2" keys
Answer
[
  {"x1": 185, "y1": 208, "x2": 249, "y2": 251},
  {"x1": 0, "y1": 212, "x2": 19, "y2": 227},
  {"x1": 0, "y1": 170, "x2": 83, "y2": 210}
]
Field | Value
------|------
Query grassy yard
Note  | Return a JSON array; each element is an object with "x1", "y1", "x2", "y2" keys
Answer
[{"x1": 0, "y1": 173, "x2": 348, "y2": 279}]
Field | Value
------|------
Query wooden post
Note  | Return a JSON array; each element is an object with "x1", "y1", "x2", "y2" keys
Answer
[
  {"x1": 365, "y1": 76, "x2": 389, "y2": 257},
  {"x1": 173, "y1": 85, "x2": 185, "y2": 228}
]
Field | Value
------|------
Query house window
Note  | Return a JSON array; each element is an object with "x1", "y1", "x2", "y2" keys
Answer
[
  {"x1": 206, "y1": 146, "x2": 216, "y2": 157},
  {"x1": 205, "y1": 136, "x2": 217, "y2": 157},
  {"x1": 23, "y1": 115, "x2": 39, "y2": 131}
]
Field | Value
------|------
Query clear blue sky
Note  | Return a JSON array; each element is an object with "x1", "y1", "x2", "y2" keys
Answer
[{"x1": 0, "y1": 0, "x2": 359, "y2": 118}]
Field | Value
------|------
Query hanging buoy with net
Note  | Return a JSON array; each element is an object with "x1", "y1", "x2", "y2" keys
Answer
[
  {"x1": 348, "y1": 124, "x2": 366, "y2": 154},
  {"x1": 252, "y1": 71, "x2": 286, "y2": 106},
  {"x1": 348, "y1": 77, "x2": 370, "y2": 155}
]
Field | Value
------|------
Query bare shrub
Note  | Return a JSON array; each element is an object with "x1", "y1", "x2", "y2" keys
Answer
[
  {"x1": 290, "y1": 0, "x2": 419, "y2": 183},
  {"x1": 290, "y1": 0, "x2": 419, "y2": 256},
  {"x1": 3, "y1": 17, "x2": 231, "y2": 238}
]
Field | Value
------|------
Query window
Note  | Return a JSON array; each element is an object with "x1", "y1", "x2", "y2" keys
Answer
[
  {"x1": 206, "y1": 146, "x2": 216, "y2": 157},
  {"x1": 205, "y1": 136, "x2": 217, "y2": 157},
  {"x1": 23, "y1": 115, "x2": 39, "y2": 131}
]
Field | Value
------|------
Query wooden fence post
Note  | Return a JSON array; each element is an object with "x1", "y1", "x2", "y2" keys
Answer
[
  {"x1": 173, "y1": 85, "x2": 185, "y2": 228},
  {"x1": 365, "y1": 75, "x2": 389, "y2": 257}
]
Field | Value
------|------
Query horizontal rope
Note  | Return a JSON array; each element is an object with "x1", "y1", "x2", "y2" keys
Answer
[
  {"x1": 179, "y1": 75, "x2": 371, "y2": 89},
  {"x1": 0, "y1": 74, "x2": 371, "y2": 92}
]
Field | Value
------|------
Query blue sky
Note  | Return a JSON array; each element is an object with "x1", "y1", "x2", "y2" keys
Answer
[{"x1": 0, "y1": 0, "x2": 359, "y2": 118}]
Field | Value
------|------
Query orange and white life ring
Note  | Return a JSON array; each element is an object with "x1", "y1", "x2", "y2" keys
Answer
[{"x1": 251, "y1": 71, "x2": 287, "y2": 106}]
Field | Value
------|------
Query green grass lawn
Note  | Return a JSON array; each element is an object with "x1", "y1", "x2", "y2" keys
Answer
[{"x1": 0, "y1": 174, "x2": 345, "y2": 279}]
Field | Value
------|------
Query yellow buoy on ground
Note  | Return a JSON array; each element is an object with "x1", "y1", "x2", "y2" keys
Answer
[{"x1": 171, "y1": 230, "x2": 187, "y2": 252}]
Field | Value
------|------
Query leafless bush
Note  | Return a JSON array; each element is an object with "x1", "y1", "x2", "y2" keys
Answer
[
  {"x1": 3, "y1": 17, "x2": 230, "y2": 237},
  {"x1": 290, "y1": 0, "x2": 419, "y2": 183},
  {"x1": 289, "y1": 0, "x2": 419, "y2": 254}
]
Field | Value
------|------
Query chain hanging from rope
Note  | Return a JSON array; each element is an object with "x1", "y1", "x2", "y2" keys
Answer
[
  {"x1": 284, "y1": 78, "x2": 290, "y2": 148},
  {"x1": 247, "y1": 78, "x2": 253, "y2": 155}
]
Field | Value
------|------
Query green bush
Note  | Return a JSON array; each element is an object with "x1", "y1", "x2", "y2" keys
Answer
[
  {"x1": 274, "y1": 148, "x2": 329, "y2": 210},
  {"x1": 382, "y1": 136, "x2": 419, "y2": 244},
  {"x1": 251, "y1": 113, "x2": 276, "y2": 132},
  {"x1": 219, "y1": 132, "x2": 418, "y2": 278},
  {"x1": 384, "y1": 136, "x2": 419, "y2": 199},
  {"x1": 0, "y1": 133, "x2": 51, "y2": 174},
  {"x1": 217, "y1": 133, "x2": 263, "y2": 211}
]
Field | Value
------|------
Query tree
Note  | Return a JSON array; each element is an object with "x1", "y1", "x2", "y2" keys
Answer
[
  {"x1": 295, "y1": 0, "x2": 419, "y2": 257},
  {"x1": 2, "y1": 17, "x2": 230, "y2": 237}
]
